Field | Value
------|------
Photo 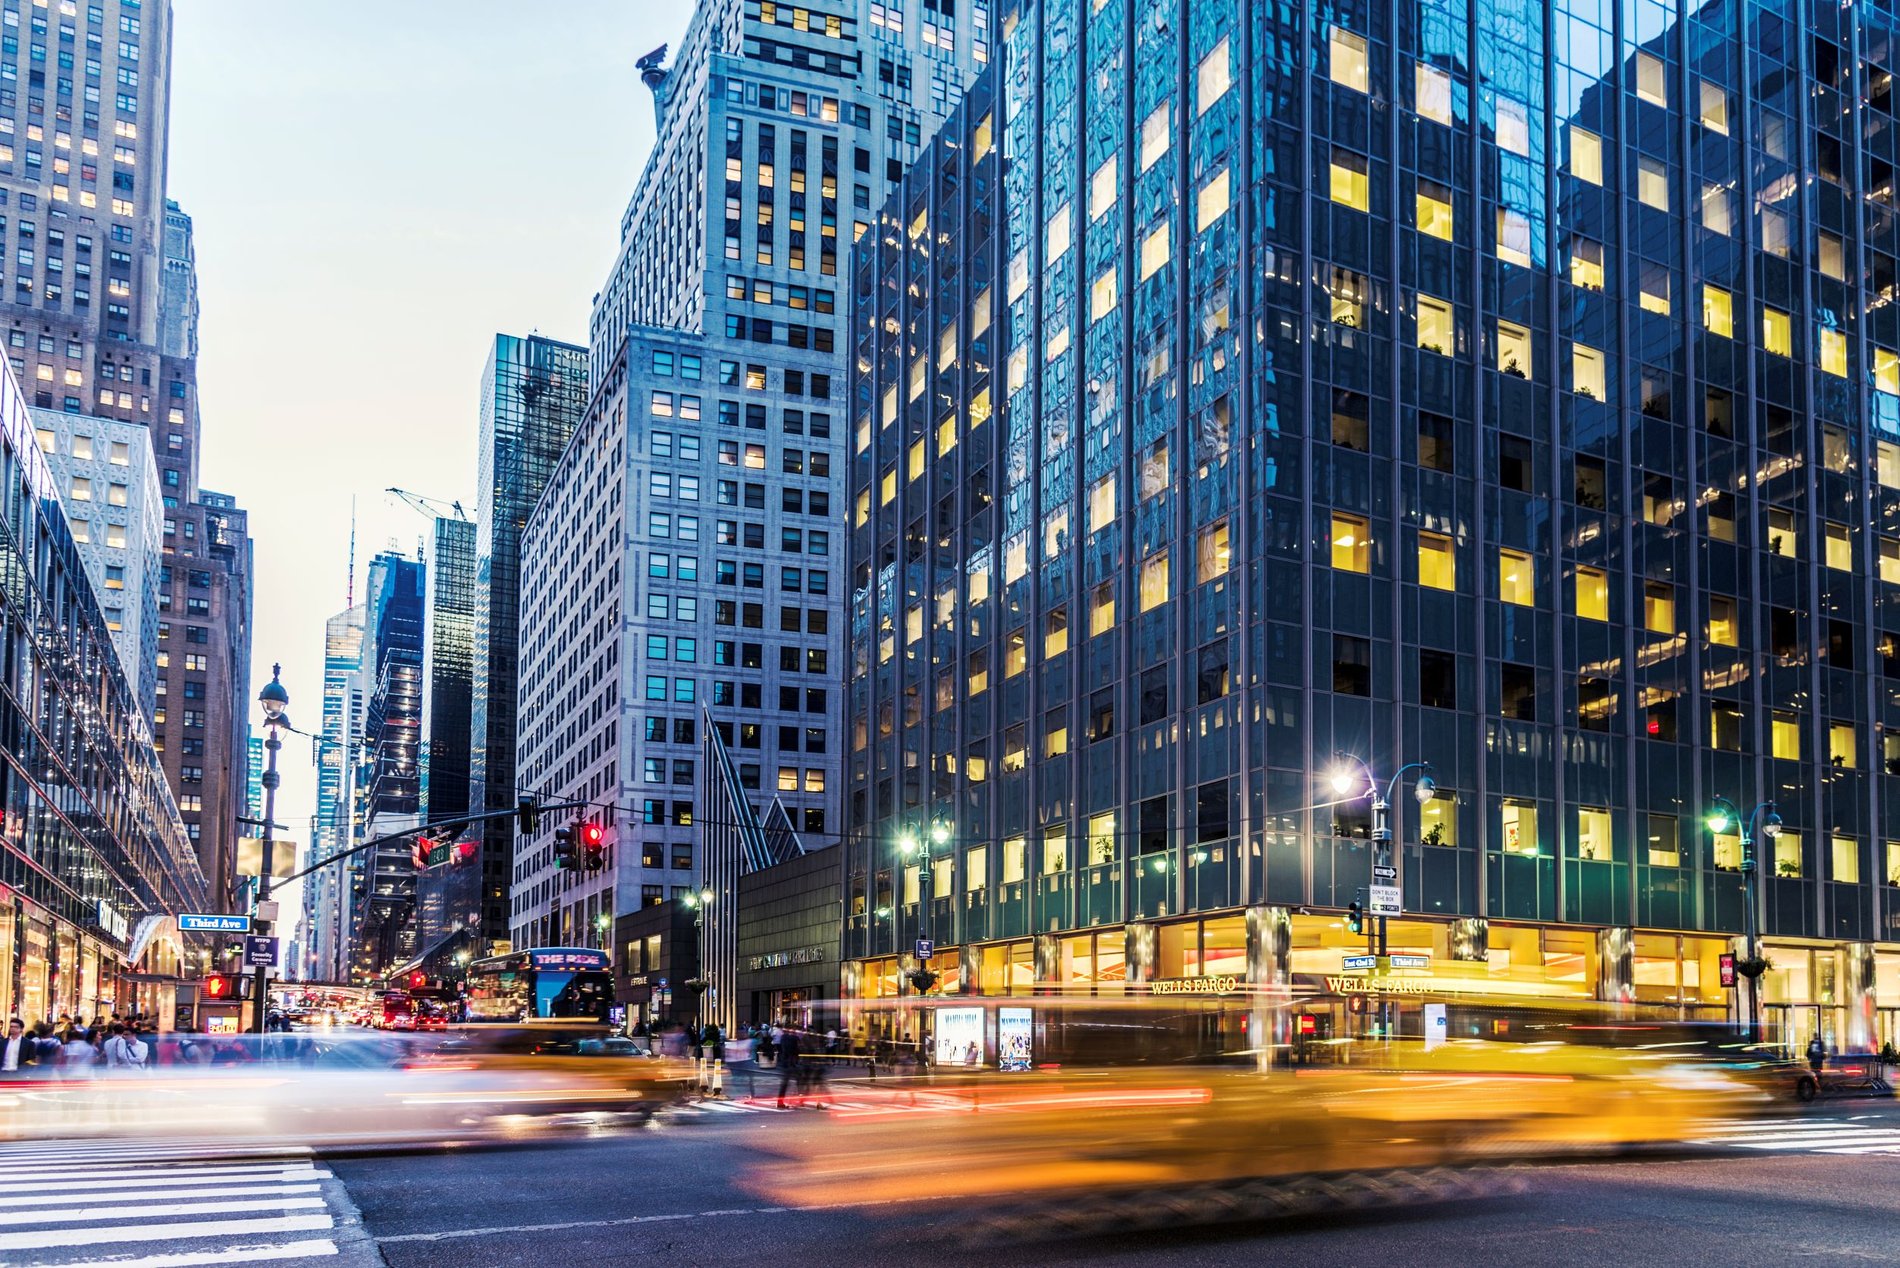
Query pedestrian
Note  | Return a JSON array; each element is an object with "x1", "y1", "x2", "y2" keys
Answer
[
  {"x1": 1808, "y1": 1033, "x2": 1827, "y2": 1074},
  {"x1": 1, "y1": 1018, "x2": 30, "y2": 1078},
  {"x1": 727, "y1": 1027, "x2": 758, "y2": 1098},
  {"x1": 776, "y1": 1025, "x2": 802, "y2": 1108},
  {"x1": 58, "y1": 1026, "x2": 100, "y2": 1077},
  {"x1": 105, "y1": 1024, "x2": 149, "y2": 1072},
  {"x1": 759, "y1": 1024, "x2": 778, "y2": 1067}
]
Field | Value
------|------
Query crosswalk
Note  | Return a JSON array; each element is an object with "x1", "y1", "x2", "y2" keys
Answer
[
  {"x1": 0, "y1": 1138, "x2": 378, "y2": 1267},
  {"x1": 1692, "y1": 1114, "x2": 1900, "y2": 1155}
]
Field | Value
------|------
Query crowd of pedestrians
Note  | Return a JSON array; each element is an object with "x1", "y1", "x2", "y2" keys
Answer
[
  {"x1": 637, "y1": 1018, "x2": 852, "y2": 1106},
  {"x1": 1, "y1": 1013, "x2": 158, "y2": 1078}
]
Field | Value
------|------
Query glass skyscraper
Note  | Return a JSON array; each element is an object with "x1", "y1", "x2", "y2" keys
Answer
[{"x1": 845, "y1": 0, "x2": 1900, "y2": 1055}]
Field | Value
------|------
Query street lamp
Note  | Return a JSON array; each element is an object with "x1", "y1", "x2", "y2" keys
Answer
[
  {"x1": 1706, "y1": 797, "x2": 1781, "y2": 1042},
  {"x1": 683, "y1": 887, "x2": 715, "y2": 1022},
  {"x1": 1328, "y1": 754, "x2": 1436, "y2": 957},
  {"x1": 250, "y1": 666, "x2": 290, "y2": 1035}
]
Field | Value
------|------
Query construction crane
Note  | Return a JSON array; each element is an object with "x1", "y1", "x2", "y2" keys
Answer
[{"x1": 386, "y1": 487, "x2": 469, "y2": 522}]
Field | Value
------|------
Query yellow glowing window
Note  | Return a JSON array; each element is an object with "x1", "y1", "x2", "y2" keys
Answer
[
  {"x1": 1499, "y1": 549, "x2": 1535, "y2": 606},
  {"x1": 1000, "y1": 835, "x2": 1025, "y2": 882},
  {"x1": 1495, "y1": 97, "x2": 1529, "y2": 155},
  {"x1": 1501, "y1": 800, "x2": 1539, "y2": 855},
  {"x1": 1418, "y1": 531, "x2": 1456, "y2": 590},
  {"x1": 1045, "y1": 606, "x2": 1069, "y2": 659},
  {"x1": 967, "y1": 649, "x2": 990, "y2": 696},
  {"x1": 969, "y1": 385, "x2": 992, "y2": 427},
  {"x1": 1139, "y1": 223, "x2": 1171, "y2": 280},
  {"x1": 1833, "y1": 836, "x2": 1861, "y2": 883},
  {"x1": 1708, "y1": 595, "x2": 1739, "y2": 646},
  {"x1": 1771, "y1": 713, "x2": 1801, "y2": 760},
  {"x1": 1090, "y1": 581, "x2": 1115, "y2": 636},
  {"x1": 1197, "y1": 35, "x2": 1232, "y2": 113},
  {"x1": 1575, "y1": 566, "x2": 1609, "y2": 620},
  {"x1": 1497, "y1": 321, "x2": 1532, "y2": 377},
  {"x1": 907, "y1": 438, "x2": 925, "y2": 481},
  {"x1": 1496, "y1": 207, "x2": 1531, "y2": 267},
  {"x1": 1573, "y1": 344, "x2": 1606, "y2": 399},
  {"x1": 1701, "y1": 183, "x2": 1733, "y2": 235},
  {"x1": 1698, "y1": 80, "x2": 1728, "y2": 132},
  {"x1": 1330, "y1": 148, "x2": 1369, "y2": 210},
  {"x1": 1768, "y1": 508, "x2": 1797, "y2": 558},
  {"x1": 1004, "y1": 627, "x2": 1027, "y2": 678},
  {"x1": 1711, "y1": 830, "x2": 1743, "y2": 869},
  {"x1": 1637, "y1": 156, "x2": 1669, "y2": 210},
  {"x1": 1635, "y1": 52, "x2": 1667, "y2": 106},
  {"x1": 1416, "y1": 62, "x2": 1452, "y2": 125},
  {"x1": 1417, "y1": 294, "x2": 1454, "y2": 353},
  {"x1": 1197, "y1": 167, "x2": 1231, "y2": 232},
  {"x1": 1139, "y1": 101, "x2": 1170, "y2": 172},
  {"x1": 1420, "y1": 793, "x2": 1457, "y2": 846},
  {"x1": 1330, "y1": 27, "x2": 1369, "y2": 93},
  {"x1": 1644, "y1": 581, "x2": 1675, "y2": 634},
  {"x1": 1045, "y1": 325, "x2": 1071, "y2": 362},
  {"x1": 1576, "y1": 808, "x2": 1613, "y2": 861},
  {"x1": 1139, "y1": 549, "x2": 1171, "y2": 612},
  {"x1": 1043, "y1": 509, "x2": 1069, "y2": 557},
  {"x1": 1568, "y1": 126, "x2": 1602, "y2": 184},
  {"x1": 1088, "y1": 474, "x2": 1116, "y2": 532},
  {"x1": 1089, "y1": 155, "x2": 1117, "y2": 221},
  {"x1": 854, "y1": 488, "x2": 870, "y2": 527},
  {"x1": 1703, "y1": 286, "x2": 1733, "y2": 337},
  {"x1": 1772, "y1": 834, "x2": 1802, "y2": 878},
  {"x1": 1639, "y1": 266, "x2": 1670, "y2": 315},
  {"x1": 1763, "y1": 307, "x2": 1792, "y2": 356},
  {"x1": 1820, "y1": 327, "x2": 1848, "y2": 377},
  {"x1": 1332, "y1": 513, "x2": 1371, "y2": 573},
  {"x1": 1570, "y1": 238, "x2": 1604, "y2": 289},
  {"x1": 1042, "y1": 717, "x2": 1069, "y2": 760},
  {"x1": 1832, "y1": 722, "x2": 1858, "y2": 768},
  {"x1": 1087, "y1": 267, "x2": 1117, "y2": 323},
  {"x1": 1826, "y1": 522, "x2": 1853, "y2": 571},
  {"x1": 1045, "y1": 203, "x2": 1071, "y2": 261},
  {"x1": 973, "y1": 113, "x2": 993, "y2": 162},
  {"x1": 1882, "y1": 538, "x2": 1900, "y2": 585},
  {"x1": 1196, "y1": 520, "x2": 1231, "y2": 583},
  {"x1": 1877, "y1": 350, "x2": 1900, "y2": 396},
  {"x1": 1819, "y1": 232, "x2": 1846, "y2": 280},
  {"x1": 880, "y1": 468, "x2": 897, "y2": 506},
  {"x1": 1417, "y1": 180, "x2": 1453, "y2": 240},
  {"x1": 1001, "y1": 729, "x2": 1027, "y2": 774},
  {"x1": 937, "y1": 415, "x2": 957, "y2": 456}
]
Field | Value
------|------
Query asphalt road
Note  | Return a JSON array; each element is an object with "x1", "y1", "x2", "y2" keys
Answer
[{"x1": 332, "y1": 1105, "x2": 1900, "y2": 1268}]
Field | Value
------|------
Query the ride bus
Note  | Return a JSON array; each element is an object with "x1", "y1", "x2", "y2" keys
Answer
[{"x1": 463, "y1": 947, "x2": 614, "y2": 1023}]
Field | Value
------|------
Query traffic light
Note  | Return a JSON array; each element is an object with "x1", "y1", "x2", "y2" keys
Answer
[
  {"x1": 517, "y1": 796, "x2": 539, "y2": 836},
  {"x1": 203, "y1": 974, "x2": 232, "y2": 1000},
  {"x1": 553, "y1": 824, "x2": 578, "y2": 869},
  {"x1": 581, "y1": 821, "x2": 606, "y2": 870},
  {"x1": 411, "y1": 834, "x2": 433, "y2": 870},
  {"x1": 409, "y1": 972, "x2": 427, "y2": 989},
  {"x1": 453, "y1": 840, "x2": 479, "y2": 867},
  {"x1": 1346, "y1": 901, "x2": 1365, "y2": 936}
]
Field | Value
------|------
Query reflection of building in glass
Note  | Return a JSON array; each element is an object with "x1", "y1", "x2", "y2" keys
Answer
[
  {"x1": 299, "y1": 604, "x2": 364, "y2": 983},
  {"x1": 843, "y1": 5, "x2": 1900, "y2": 1056},
  {"x1": 425, "y1": 516, "x2": 476, "y2": 825},
  {"x1": 0, "y1": 356, "x2": 207, "y2": 1025},
  {"x1": 472, "y1": 333, "x2": 586, "y2": 955},
  {"x1": 350, "y1": 551, "x2": 426, "y2": 980}
]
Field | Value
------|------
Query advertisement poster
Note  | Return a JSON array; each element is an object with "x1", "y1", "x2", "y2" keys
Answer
[
  {"x1": 998, "y1": 1007, "x2": 1033, "y2": 1072},
  {"x1": 934, "y1": 1007, "x2": 985, "y2": 1067}
]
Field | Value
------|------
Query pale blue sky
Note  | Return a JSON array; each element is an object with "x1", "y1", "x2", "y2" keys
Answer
[{"x1": 168, "y1": 1, "x2": 683, "y2": 866}]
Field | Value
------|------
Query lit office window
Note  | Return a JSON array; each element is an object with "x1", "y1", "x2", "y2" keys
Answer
[
  {"x1": 1329, "y1": 27, "x2": 1369, "y2": 94},
  {"x1": 1762, "y1": 307, "x2": 1792, "y2": 357},
  {"x1": 1573, "y1": 344, "x2": 1606, "y2": 399},
  {"x1": 1418, "y1": 532, "x2": 1456, "y2": 590},
  {"x1": 1330, "y1": 148, "x2": 1369, "y2": 210},
  {"x1": 1331, "y1": 513, "x2": 1370, "y2": 573},
  {"x1": 1416, "y1": 62, "x2": 1452, "y2": 125},
  {"x1": 1499, "y1": 549, "x2": 1535, "y2": 606},
  {"x1": 1417, "y1": 179, "x2": 1453, "y2": 240},
  {"x1": 1568, "y1": 126, "x2": 1602, "y2": 183},
  {"x1": 1575, "y1": 566, "x2": 1609, "y2": 620}
]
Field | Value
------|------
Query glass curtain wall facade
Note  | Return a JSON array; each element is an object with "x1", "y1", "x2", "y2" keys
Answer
[
  {"x1": 349, "y1": 551, "x2": 424, "y2": 980},
  {"x1": 844, "y1": 0, "x2": 1900, "y2": 1051}
]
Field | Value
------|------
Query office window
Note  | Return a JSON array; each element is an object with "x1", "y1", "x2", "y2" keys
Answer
[
  {"x1": 1196, "y1": 167, "x2": 1230, "y2": 232},
  {"x1": 1703, "y1": 285, "x2": 1733, "y2": 337},
  {"x1": 1330, "y1": 148, "x2": 1369, "y2": 211},
  {"x1": 1701, "y1": 182, "x2": 1733, "y2": 235},
  {"x1": 1197, "y1": 36, "x2": 1231, "y2": 113},
  {"x1": 1333, "y1": 634, "x2": 1371, "y2": 696},
  {"x1": 1139, "y1": 223, "x2": 1170, "y2": 280},
  {"x1": 1647, "y1": 815, "x2": 1682, "y2": 867},
  {"x1": 1634, "y1": 52, "x2": 1667, "y2": 106},
  {"x1": 1329, "y1": 27, "x2": 1368, "y2": 93},
  {"x1": 1575, "y1": 566, "x2": 1609, "y2": 620},
  {"x1": 1568, "y1": 126, "x2": 1602, "y2": 183},
  {"x1": 1832, "y1": 722, "x2": 1858, "y2": 768},
  {"x1": 1638, "y1": 264, "x2": 1670, "y2": 315},
  {"x1": 1643, "y1": 582, "x2": 1675, "y2": 634},
  {"x1": 1495, "y1": 97, "x2": 1529, "y2": 155},
  {"x1": 1768, "y1": 508, "x2": 1797, "y2": 557},
  {"x1": 1819, "y1": 232, "x2": 1846, "y2": 280},
  {"x1": 1826, "y1": 523, "x2": 1853, "y2": 572},
  {"x1": 1088, "y1": 155, "x2": 1116, "y2": 220},
  {"x1": 1420, "y1": 649, "x2": 1457, "y2": 709},
  {"x1": 1820, "y1": 327, "x2": 1848, "y2": 377},
  {"x1": 1418, "y1": 412, "x2": 1454, "y2": 472},
  {"x1": 1332, "y1": 512, "x2": 1370, "y2": 573},
  {"x1": 1501, "y1": 801, "x2": 1539, "y2": 855},
  {"x1": 1417, "y1": 294, "x2": 1454, "y2": 353},
  {"x1": 1416, "y1": 62, "x2": 1452, "y2": 125},
  {"x1": 1881, "y1": 538, "x2": 1900, "y2": 585},
  {"x1": 1773, "y1": 834, "x2": 1802, "y2": 879},
  {"x1": 1418, "y1": 532, "x2": 1455, "y2": 590},
  {"x1": 1771, "y1": 712, "x2": 1801, "y2": 761},
  {"x1": 1636, "y1": 156, "x2": 1669, "y2": 210},
  {"x1": 1570, "y1": 237, "x2": 1604, "y2": 289},
  {"x1": 1496, "y1": 207, "x2": 1531, "y2": 267},
  {"x1": 1196, "y1": 520, "x2": 1231, "y2": 583},
  {"x1": 1138, "y1": 101, "x2": 1170, "y2": 172},
  {"x1": 1499, "y1": 549, "x2": 1535, "y2": 606},
  {"x1": 1138, "y1": 549, "x2": 1170, "y2": 611},
  {"x1": 1833, "y1": 836, "x2": 1860, "y2": 884},
  {"x1": 1698, "y1": 80, "x2": 1728, "y2": 132},
  {"x1": 1760, "y1": 207, "x2": 1792, "y2": 256},
  {"x1": 1417, "y1": 179, "x2": 1453, "y2": 240},
  {"x1": 1576, "y1": 808, "x2": 1613, "y2": 862},
  {"x1": 1573, "y1": 344, "x2": 1605, "y2": 399},
  {"x1": 1044, "y1": 606, "x2": 1069, "y2": 658},
  {"x1": 1089, "y1": 580, "x2": 1115, "y2": 636},
  {"x1": 1497, "y1": 321, "x2": 1531, "y2": 377},
  {"x1": 1763, "y1": 307, "x2": 1792, "y2": 356},
  {"x1": 1877, "y1": 351, "x2": 1900, "y2": 397},
  {"x1": 1708, "y1": 595, "x2": 1739, "y2": 646}
]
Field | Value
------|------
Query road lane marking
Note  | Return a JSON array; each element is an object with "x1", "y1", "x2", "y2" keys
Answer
[
  {"x1": 52, "y1": 1236, "x2": 341, "y2": 1267},
  {"x1": 0, "y1": 1183, "x2": 322, "y2": 1208},
  {"x1": 0, "y1": 1212, "x2": 336, "y2": 1251},
  {"x1": 0, "y1": 1195, "x2": 329, "y2": 1226}
]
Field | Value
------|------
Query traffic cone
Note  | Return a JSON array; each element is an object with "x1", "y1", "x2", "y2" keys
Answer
[{"x1": 710, "y1": 1059, "x2": 725, "y2": 1098}]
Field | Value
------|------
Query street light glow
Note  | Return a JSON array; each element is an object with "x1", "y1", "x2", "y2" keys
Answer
[
  {"x1": 1329, "y1": 767, "x2": 1359, "y2": 796},
  {"x1": 1706, "y1": 811, "x2": 1732, "y2": 834},
  {"x1": 897, "y1": 831, "x2": 920, "y2": 855},
  {"x1": 930, "y1": 821, "x2": 951, "y2": 845},
  {"x1": 1413, "y1": 773, "x2": 1438, "y2": 804}
]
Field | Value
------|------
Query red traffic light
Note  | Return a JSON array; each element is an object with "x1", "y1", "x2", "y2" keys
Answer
[
  {"x1": 454, "y1": 840, "x2": 479, "y2": 866},
  {"x1": 203, "y1": 974, "x2": 231, "y2": 999},
  {"x1": 580, "y1": 822, "x2": 605, "y2": 849},
  {"x1": 409, "y1": 972, "x2": 427, "y2": 989},
  {"x1": 412, "y1": 835, "x2": 433, "y2": 869}
]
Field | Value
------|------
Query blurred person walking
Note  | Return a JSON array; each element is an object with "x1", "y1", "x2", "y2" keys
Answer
[
  {"x1": 2, "y1": 1018, "x2": 30, "y2": 1078},
  {"x1": 775, "y1": 1025, "x2": 802, "y2": 1108}
]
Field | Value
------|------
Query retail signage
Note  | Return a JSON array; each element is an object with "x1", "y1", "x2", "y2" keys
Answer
[
  {"x1": 1718, "y1": 953, "x2": 1737, "y2": 988},
  {"x1": 998, "y1": 1008, "x2": 1033, "y2": 1072},
  {"x1": 95, "y1": 900, "x2": 128, "y2": 941},
  {"x1": 1149, "y1": 974, "x2": 1243, "y2": 995},
  {"x1": 1367, "y1": 884, "x2": 1403, "y2": 917},
  {"x1": 747, "y1": 946, "x2": 827, "y2": 972},
  {"x1": 179, "y1": 913, "x2": 251, "y2": 933},
  {"x1": 934, "y1": 1007, "x2": 985, "y2": 1067}
]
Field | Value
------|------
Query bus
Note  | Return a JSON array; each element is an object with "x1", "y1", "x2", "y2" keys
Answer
[{"x1": 463, "y1": 947, "x2": 614, "y2": 1023}]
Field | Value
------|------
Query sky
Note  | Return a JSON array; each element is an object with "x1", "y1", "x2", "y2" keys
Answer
[{"x1": 167, "y1": 2, "x2": 682, "y2": 900}]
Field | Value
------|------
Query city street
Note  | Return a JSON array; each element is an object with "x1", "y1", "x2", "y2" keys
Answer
[{"x1": 6, "y1": 1098, "x2": 1900, "y2": 1266}]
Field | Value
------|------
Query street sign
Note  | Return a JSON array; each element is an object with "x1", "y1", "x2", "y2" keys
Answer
[
  {"x1": 1341, "y1": 955, "x2": 1376, "y2": 971},
  {"x1": 255, "y1": 900, "x2": 280, "y2": 923},
  {"x1": 1367, "y1": 884, "x2": 1402, "y2": 918},
  {"x1": 243, "y1": 935, "x2": 279, "y2": 968},
  {"x1": 915, "y1": 938, "x2": 935, "y2": 960},
  {"x1": 1389, "y1": 954, "x2": 1431, "y2": 970},
  {"x1": 1371, "y1": 864, "x2": 1398, "y2": 881},
  {"x1": 179, "y1": 913, "x2": 251, "y2": 933}
]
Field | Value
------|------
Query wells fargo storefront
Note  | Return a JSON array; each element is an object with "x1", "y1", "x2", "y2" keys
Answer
[{"x1": 842, "y1": 907, "x2": 1894, "y2": 1060}]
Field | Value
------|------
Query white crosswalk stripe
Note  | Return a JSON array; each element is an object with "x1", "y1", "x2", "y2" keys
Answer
[
  {"x1": 0, "y1": 1139, "x2": 371, "y2": 1267},
  {"x1": 1691, "y1": 1115, "x2": 1900, "y2": 1155}
]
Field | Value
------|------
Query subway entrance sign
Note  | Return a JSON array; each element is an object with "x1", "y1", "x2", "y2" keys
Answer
[{"x1": 179, "y1": 913, "x2": 252, "y2": 934}]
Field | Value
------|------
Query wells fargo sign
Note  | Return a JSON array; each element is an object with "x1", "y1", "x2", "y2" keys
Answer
[{"x1": 1149, "y1": 975, "x2": 1243, "y2": 995}]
